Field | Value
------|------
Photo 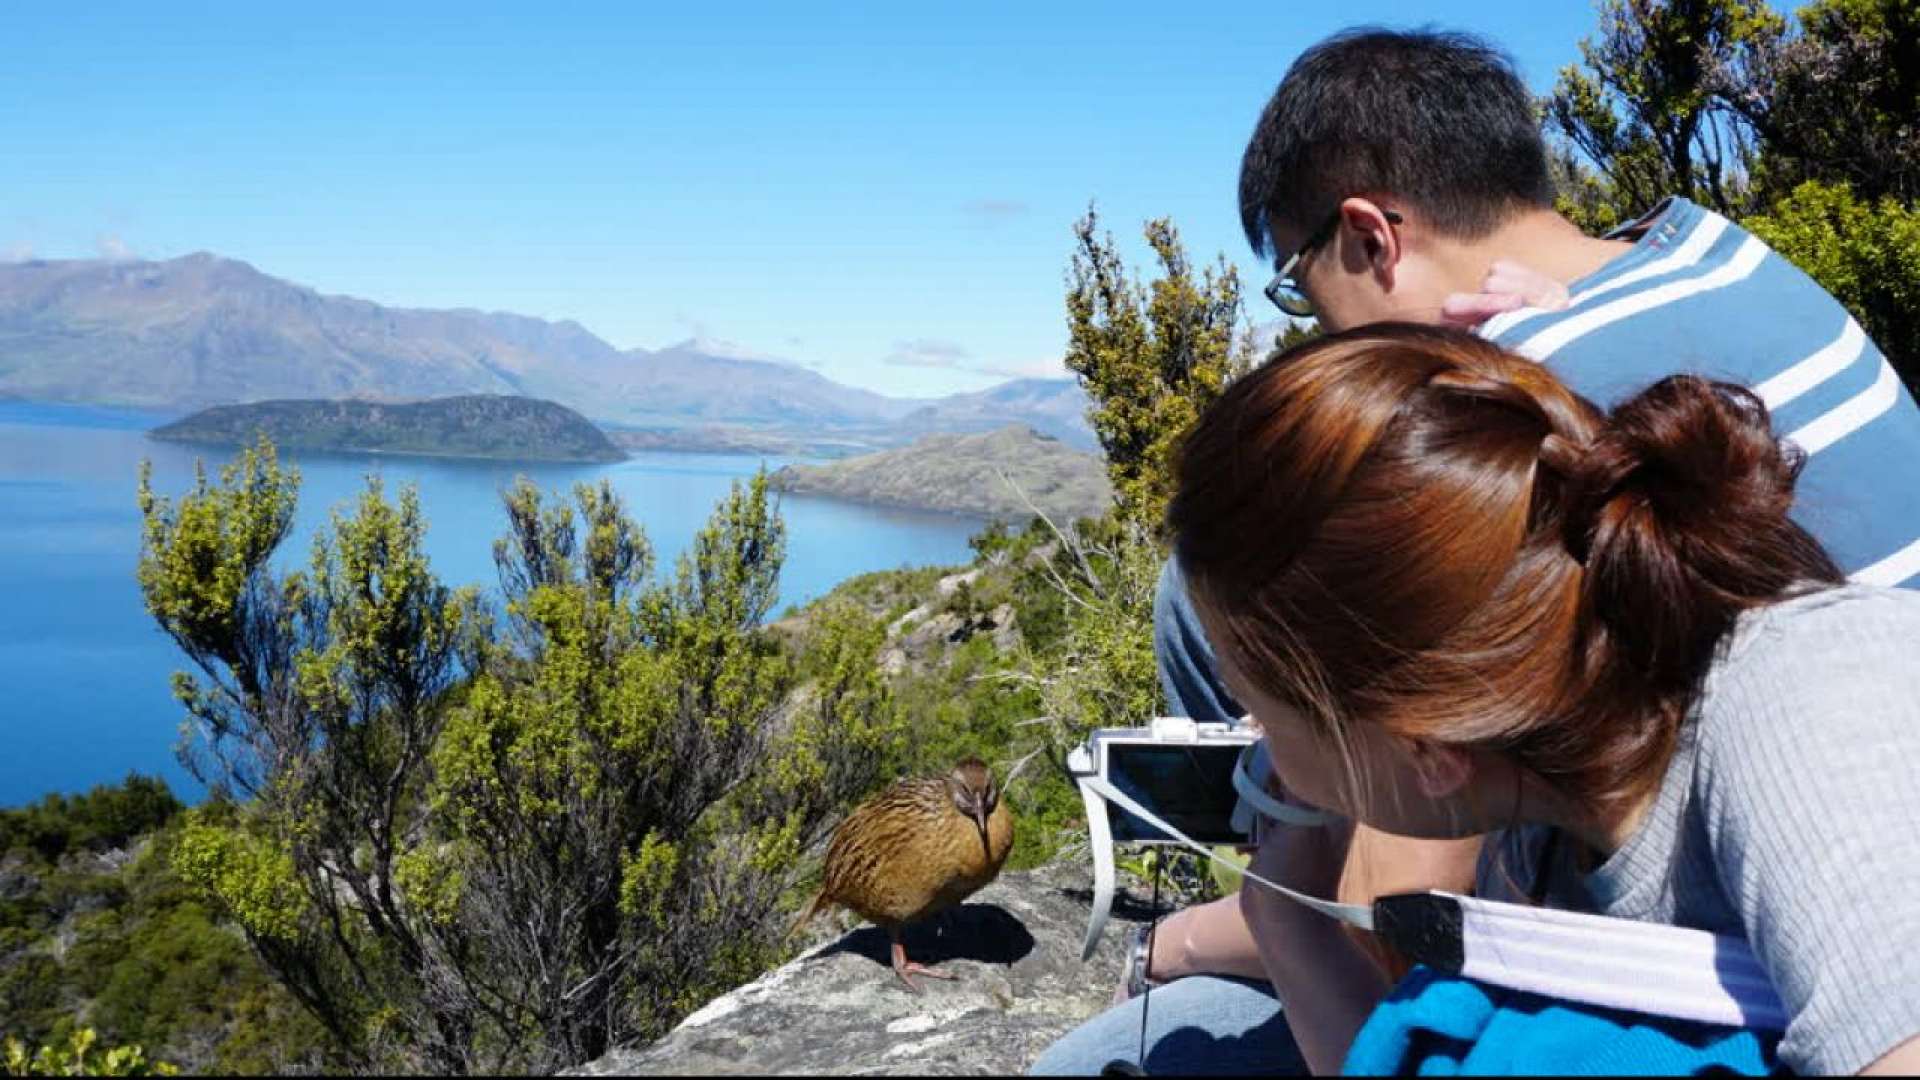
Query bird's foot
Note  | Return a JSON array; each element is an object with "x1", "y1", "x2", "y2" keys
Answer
[
  {"x1": 890, "y1": 936, "x2": 958, "y2": 994},
  {"x1": 893, "y1": 961, "x2": 956, "y2": 994}
]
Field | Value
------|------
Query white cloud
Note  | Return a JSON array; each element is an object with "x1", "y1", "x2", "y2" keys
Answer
[
  {"x1": 687, "y1": 334, "x2": 785, "y2": 363},
  {"x1": 960, "y1": 198, "x2": 1030, "y2": 224},
  {"x1": 884, "y1": 339, "x2": 1065, "y2": 381},
  {"x1": 975, "y1": 356, "x2": 1068, "y2": 380},
  {"x1": 664, "y1": 311, "x2": 810, "y2": 367},
  {"x1": 667, "y1": 328, "x2": 823, "y2": 373},
  {"x1": 95, "y1": 233, "x2": 133, "y2": 261},
  {"x1": 884, "y1": 338, "x2": 974, "y2": 370}
]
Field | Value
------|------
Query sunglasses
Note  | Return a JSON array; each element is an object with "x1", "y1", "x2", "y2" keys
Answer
[{"x1": 1264, "y1": 207, "x2": 1402, "y2": 318}]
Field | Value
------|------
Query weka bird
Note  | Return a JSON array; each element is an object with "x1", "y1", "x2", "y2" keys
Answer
[{"x1": 795, "y1": 758, "x2": 1014, "y2": 992}]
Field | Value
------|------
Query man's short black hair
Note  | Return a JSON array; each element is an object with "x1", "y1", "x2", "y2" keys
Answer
[{"x1": 1238, "y1": 27, "x2": 1556, "y2": 258}]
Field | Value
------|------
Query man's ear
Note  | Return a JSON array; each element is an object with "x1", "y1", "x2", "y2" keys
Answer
[
  {"x1": 1401, "y1": 740, "x2": 1473, "y2": 799},
  {"x1": 1338, "y1": 196, "x2": 1402, "y2": 277}
]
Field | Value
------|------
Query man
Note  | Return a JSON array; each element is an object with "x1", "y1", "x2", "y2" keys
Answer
[{"x1": 1032, "y1": 26, "x2": 1920, "y2": 1077}]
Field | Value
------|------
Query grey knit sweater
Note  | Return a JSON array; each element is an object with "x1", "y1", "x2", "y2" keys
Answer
[{"x1": 1484, "y1": 584, "x2": 1920, "y2": 1074}]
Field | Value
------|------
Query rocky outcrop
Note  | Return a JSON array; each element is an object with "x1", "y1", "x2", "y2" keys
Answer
[{"x1": 570, "y1": 859, "x2": 1151, "y2": 1076}]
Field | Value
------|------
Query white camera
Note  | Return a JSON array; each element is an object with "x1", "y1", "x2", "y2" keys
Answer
[{"x1": 1068, "y1": 716, "x2": 1331, "y2": 960}]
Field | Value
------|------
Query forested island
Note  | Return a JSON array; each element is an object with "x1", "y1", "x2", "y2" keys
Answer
[
  {"x1": 149, "y1": 395, "x2": 625, "y2": 463},
  {"x1": 771, "y1": 425, "x2": 1111, "y2": 522}
]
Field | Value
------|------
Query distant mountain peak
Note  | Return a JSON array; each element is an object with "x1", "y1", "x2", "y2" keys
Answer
[{"x1": 0, "y1": 251, "x2": 1092, "y2": 449}]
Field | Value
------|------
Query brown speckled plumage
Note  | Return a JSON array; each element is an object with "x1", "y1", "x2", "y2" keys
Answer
[{"x1": 796, "y1": 758, "x2": 1014, "y2": 991}]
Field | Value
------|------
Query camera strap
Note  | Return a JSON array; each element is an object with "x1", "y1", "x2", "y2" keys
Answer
[
  {"x1": 1230, "y1": 741, "x2": 1338, "y2": 827},
  {"x1": 1080, "y1": 773, "x2": 1790, "y2": 1034},
  {"x1": 1078, "y1": 773, "x2": 1372, "y2": 929}
]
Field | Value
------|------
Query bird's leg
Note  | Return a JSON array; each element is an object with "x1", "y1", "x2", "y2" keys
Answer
[{"x1": 890, "y1": 929, "x2": 955, "y2": 994}]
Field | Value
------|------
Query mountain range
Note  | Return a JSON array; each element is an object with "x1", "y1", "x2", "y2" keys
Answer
[{"x1": 0, "y1": 253, "x2": 1093, "y2": 452}]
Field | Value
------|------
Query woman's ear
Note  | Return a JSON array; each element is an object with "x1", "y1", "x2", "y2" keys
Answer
[{"x1": 1403, "y1": 740, "x2": 1474, "y2": 799}]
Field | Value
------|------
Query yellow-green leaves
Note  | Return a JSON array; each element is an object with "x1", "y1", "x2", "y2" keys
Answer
[
  {"x1": 1065, "y1": 210, "x2": 1244, "y2": 529},
  {"x1": 1026, "y1": 516, "x2": 1163, "y2": 755},
  {"x1": 3, "y1": 1029, "x2": 178, "y2": 1077},
  {"x1": 670, "y1": 473, "x2": 786, "y2": 633},
  {"x1": 137, "y1": 438, "x2": 303, "y2": 785},
  {"x1": 301, "y1": 479, "x2": 472, "y2": 704},
  {"x1": 137, "y1": 438, "x2": 298, "y2": 665},
  {"x1": 617, "y1": 833, "x2": 680, "y2": 925},
  {"x1": 394, "y1": 846, "x2": 465, "y2": 928},
  {"x1": 171, "y1": 817, "x2": 306, "y2": 944}
]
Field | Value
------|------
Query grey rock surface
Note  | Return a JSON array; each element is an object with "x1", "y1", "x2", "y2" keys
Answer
[{"x1": 569, "y1": 859, "x2": 1156, "y2": 1076}]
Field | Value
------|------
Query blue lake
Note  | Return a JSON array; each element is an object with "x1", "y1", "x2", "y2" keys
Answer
[{"x1": 0, "y1": 402, "x2": 979, "y2": 807}]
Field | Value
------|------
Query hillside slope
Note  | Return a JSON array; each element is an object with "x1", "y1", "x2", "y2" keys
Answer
[{"x1": 771, "y1": 424, "x2": 1110, "y2": 522}]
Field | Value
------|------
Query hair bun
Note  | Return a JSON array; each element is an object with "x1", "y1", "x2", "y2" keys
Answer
[{"x1": 1564, "y1": 375, "x2": 1833, "y2": 685}]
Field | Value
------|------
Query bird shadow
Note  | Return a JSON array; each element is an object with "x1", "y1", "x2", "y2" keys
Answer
[{"x1": 823, "y1": 903, "x2": 1036, "y2": 970}]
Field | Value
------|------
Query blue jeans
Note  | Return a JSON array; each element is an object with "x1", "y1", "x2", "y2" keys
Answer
[
  {"x1": 1028, "y1": 975, "x2": 1304, "y2": 1076},
  {"x1": 1153, "y1": 557, "x2": 1240, "y2": 725}
]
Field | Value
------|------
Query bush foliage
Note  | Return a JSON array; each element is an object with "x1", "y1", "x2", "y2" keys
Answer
[{"x1": 132, "y1": 454, "x2": 909, "y2": 1073}]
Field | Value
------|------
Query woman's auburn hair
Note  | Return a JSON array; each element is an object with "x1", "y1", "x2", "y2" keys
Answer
[{"x1": 1169, "y1": 323, "x2": 1841, "y2": 809}]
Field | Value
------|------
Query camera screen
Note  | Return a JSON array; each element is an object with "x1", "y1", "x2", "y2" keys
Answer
[{"x1": 1106, "y1": 743, "x2": 1245, "y2": 844}]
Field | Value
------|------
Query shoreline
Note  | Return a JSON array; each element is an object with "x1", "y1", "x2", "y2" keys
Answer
[{"x1": 145, "y1": 430, "x2": 627, "y2": 467}]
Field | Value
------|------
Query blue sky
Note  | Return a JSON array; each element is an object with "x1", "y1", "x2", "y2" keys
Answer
[{"x1": 5, "y1": 2, "x2": 1602, "y2": 398}]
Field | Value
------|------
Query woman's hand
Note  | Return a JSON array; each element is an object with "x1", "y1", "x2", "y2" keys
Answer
[{"x1": 1109, "y1": 892, "x2": 1272, "y2": 1004}]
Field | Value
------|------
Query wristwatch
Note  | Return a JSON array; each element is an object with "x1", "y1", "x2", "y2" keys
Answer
[{"x1": 1122, "y1": 923, "x2": 1162, "y2": 1000}]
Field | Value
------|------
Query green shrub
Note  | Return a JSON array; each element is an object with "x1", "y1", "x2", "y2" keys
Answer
[{"x1": 2, "y1": 1028, "x2": 176, "y2": 1077}]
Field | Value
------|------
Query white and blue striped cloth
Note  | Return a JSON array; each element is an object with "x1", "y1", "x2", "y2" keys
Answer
[{"x1": 1478, "y1": 197, "x2": 1920, "y2": 589}]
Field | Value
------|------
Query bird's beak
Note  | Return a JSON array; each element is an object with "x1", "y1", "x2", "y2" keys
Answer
[{"x1": 974, "y1": 804, "x2": 991, "y2": 859}]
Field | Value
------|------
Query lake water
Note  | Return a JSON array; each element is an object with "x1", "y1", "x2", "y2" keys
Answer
[{"x1": 0, "y1": 402, "x2": 979, "y2": 807}]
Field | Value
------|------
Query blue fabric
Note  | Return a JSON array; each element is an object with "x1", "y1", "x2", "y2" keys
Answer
[
  {"x1": 1343, "y1": 967, "x2": 1783, "y2": 1076},
  {"x1": 1028, "y1": 975, "x2": 1305, "y2": 1076},
  {"x1": 1153, "y1": 557, "x2": 1242, "y2": 728}
]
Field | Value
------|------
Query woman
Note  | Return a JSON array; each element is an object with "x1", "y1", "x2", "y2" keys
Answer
[{"x1": 1039, "y1": 325, "x2": 1920, "y2": 1075}]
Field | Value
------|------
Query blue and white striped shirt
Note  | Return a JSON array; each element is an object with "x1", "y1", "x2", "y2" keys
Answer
[{"x1": 1479, "y1": 197, "x2": 1920, "y2": 588}]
